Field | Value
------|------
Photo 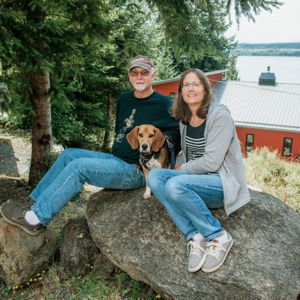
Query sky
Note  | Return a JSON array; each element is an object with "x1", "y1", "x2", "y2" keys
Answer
[{"x1": 226, "y1": 0, "x2": 300, "y2": 43}]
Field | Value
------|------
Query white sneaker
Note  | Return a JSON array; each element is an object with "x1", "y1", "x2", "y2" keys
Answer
[
  {"x1": 187, "y1": 239, "x2": 206, "y2": 272},
  {"x1": 202, "y1": 233, "x2": 233, "y2": 273}
]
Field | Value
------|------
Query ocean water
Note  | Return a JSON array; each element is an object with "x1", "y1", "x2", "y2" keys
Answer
[{"x1": 236, "y1": 56, "x2": 300, "y2": 84}]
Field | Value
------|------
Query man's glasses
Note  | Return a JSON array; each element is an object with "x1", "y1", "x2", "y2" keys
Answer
[
  {"x1": 182, "y1": 82, "x2": 202, "y2": 89},
  {"x1": 129, "y1": 70, "x2": 150, "y2": 77}
]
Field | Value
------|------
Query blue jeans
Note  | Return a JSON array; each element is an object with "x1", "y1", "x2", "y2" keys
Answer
[
  {"x1": 147, "y1": 168, "x2": 224, "y2": 241},
  {"x1": 30, "y1": 148, "x2": 145, "y2": 225}
]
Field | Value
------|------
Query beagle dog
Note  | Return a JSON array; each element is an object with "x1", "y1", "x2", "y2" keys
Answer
[{"x1": 127, "y1": 124, "x2": 168, "y2": 199}]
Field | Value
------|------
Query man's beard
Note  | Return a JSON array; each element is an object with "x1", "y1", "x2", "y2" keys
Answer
[{"x1": 133, "y1": 83, "x2": 146, "y2": 91}]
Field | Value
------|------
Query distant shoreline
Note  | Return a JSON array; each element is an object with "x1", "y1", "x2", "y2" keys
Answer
[
  {"x1": 233, "y1": 42, "x2": 300, "y2": 57},
  {"x1": 236, "y1": 54, "x2": 300, "y2": 57}
]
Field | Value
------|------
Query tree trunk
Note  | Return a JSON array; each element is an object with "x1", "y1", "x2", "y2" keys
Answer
[
  {"x1": 28, "y1": 71, "x2": 52, "y2": 186},
  {"x1": 102, "y1": 92, "x2": 114, "y2": 152}
]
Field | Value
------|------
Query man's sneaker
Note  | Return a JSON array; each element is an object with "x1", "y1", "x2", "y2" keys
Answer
[
  {"x1": 202, "y1": 233, "x2": 233, "y2": 273},
  {"x1": 187, "y1": 238, "x2": 206, "y2": 272},
  {"x1": 0, "y1": 200, "x2": 45, "y2": 236}
]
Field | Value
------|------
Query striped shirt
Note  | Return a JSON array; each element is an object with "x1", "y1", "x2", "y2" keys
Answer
[{"x1": 186, "y1": 120, "x2": 206, "y2": 161}]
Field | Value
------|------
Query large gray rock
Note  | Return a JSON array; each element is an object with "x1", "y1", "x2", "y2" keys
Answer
[
  {"x1": 0, "y1": 219, "x2": 56, "y2": 286},
  {"x1": 87, "y1": 188, "x2": 300, "y2": 300}
]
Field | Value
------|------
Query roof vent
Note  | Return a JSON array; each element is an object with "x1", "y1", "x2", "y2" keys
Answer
[{"x1": 259, "y1": 66, "x2": 276, "y2": 86}]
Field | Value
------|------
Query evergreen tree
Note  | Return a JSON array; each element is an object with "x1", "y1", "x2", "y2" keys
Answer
[
  {"x1": 226, "y1": 0, "x2": 281, "y2": 23},
  {"x1": 0, "y1": 82, "x2": 10, "y2": 110},
  {"x1": 224, "y1": 55, "x2": 240, "y2": 80},
  {"x1": 0, "y1": 0, "x2": 109, "y2": 185}
]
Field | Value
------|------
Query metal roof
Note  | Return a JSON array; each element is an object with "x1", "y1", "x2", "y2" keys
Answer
[{"x1": 212, "y1": 81, "x2": 300, "y2": 133}]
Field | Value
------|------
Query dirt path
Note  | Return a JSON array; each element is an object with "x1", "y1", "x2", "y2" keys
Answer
[
  {"x1": 0, "y1": 129, "x2": 100, "y2": 207},
  {"x1": 0, "y1": 129, "x2": 32, "y2": 205}
]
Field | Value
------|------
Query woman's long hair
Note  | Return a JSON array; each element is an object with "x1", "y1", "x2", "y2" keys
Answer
[{"x1": 173, "y1": 68, "x2": 213, "y2": 124}]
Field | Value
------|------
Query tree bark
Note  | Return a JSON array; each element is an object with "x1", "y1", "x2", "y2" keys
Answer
[
  {"x1": 102, "y1": 92, "x2": 114, "y2": 152},
  {"x1": 28, "y1": 71, "x2": 52, "y2": 186}
]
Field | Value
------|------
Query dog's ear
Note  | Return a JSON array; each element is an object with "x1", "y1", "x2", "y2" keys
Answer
[
  {"x1": 152, "y1": 128, "x2": 165, "y2": 152},
  {"x1": 126, "y1": 126, "x2": 139, "y2": 150}
]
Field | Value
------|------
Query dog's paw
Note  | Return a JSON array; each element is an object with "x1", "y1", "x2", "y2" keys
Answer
[{"x1": 143, "y1": 191, "x2": 152, "y2": 199}]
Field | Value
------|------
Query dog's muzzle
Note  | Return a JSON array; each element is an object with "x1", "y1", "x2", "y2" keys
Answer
[{"x1": 140, "y1": 143, "x2": 150, "y2": 153}]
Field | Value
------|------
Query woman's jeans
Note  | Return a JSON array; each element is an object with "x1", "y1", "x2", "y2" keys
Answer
[
  {"x1": 147, "y1": 168, "x2": 224, "y2": 241},
  {"x1": 30, "y1": 148, "x2": 145, "y2": 225}
]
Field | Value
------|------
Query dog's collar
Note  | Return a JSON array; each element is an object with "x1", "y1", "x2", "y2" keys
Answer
[{"x1": 139, "y1": 152, "x2": 159, "y2": 170}]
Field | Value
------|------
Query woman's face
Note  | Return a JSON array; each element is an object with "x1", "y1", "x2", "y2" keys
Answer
[{"x1": 181, "y1": 72, "x2": 206, "y2": 107}]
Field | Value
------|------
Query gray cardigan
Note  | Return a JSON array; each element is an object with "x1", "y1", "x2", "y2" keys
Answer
[{"x1": 177, "y1": 102, "x2": 250, "y2": 215}]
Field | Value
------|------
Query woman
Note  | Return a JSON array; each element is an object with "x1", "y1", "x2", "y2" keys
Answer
[{"x1": 147, "y1": 68, "x2": 250, "y2": 273}]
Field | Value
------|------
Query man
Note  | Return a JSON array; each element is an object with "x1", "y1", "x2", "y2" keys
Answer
[{"x1": 0, "y1": 55, "x2": 179, "y2": 235}]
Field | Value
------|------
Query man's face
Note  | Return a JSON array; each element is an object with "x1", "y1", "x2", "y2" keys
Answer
[{"x1": 128, "y1": 67, "x2": 155, "y2": 92}]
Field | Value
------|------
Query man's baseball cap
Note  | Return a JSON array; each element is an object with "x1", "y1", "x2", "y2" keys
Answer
[{"x1": 128, "y1": 55, "x2": 154, "y2": 72}]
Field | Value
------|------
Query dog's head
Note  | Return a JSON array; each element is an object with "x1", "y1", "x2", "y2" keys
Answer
[{"x1": 127, "y1": 124, "x2": 165, "y2": 153}]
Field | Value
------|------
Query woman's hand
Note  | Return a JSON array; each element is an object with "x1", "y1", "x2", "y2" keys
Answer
[{"x1": 175, "y1": 165, "x2": 182, "y2": 170}]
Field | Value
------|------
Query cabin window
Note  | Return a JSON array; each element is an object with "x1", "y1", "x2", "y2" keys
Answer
[
  {"x1": 282, "y1": 138, "x2": 293, "y2": 157},
  {"x1": 245, "y1": 134, "x2": 254, "y2": 152}
]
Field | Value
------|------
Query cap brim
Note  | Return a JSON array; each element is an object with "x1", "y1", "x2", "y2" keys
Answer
[{"x1": 129, "y1": 63, "x2": 152, "y2": 72}]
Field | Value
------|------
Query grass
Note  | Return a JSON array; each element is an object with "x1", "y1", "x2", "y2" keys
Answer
[
  {"x1": 244, "y1": 147, "x2": 300, "y2": 212},
  {"x1": 2, "y1": 267, "x2": 157, "y2": 300}
]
